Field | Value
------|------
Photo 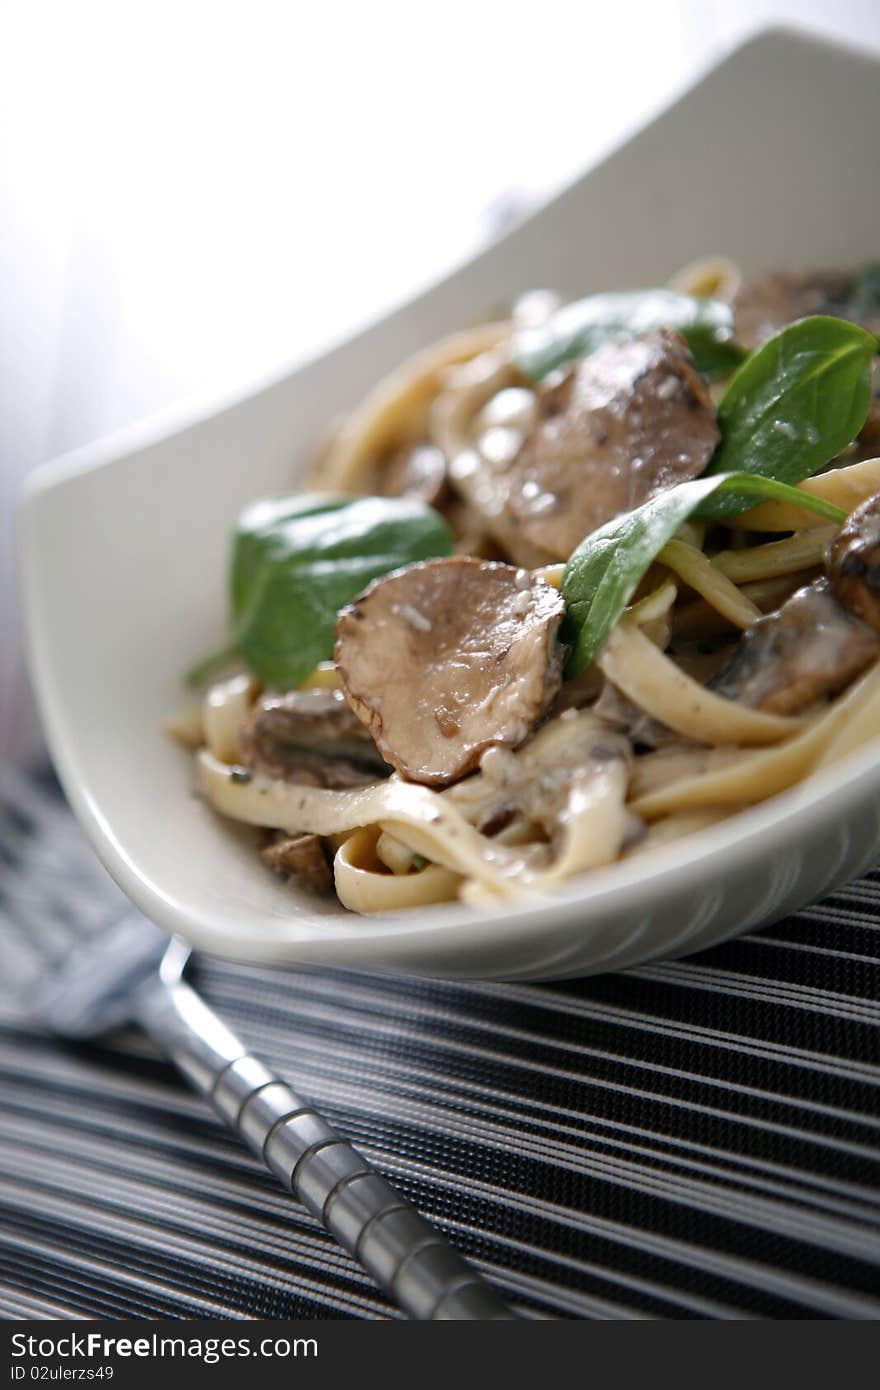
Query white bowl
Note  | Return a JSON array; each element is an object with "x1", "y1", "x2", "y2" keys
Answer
[{"x1": 22, "y1": 27, "x2": 880, "y2": 980}]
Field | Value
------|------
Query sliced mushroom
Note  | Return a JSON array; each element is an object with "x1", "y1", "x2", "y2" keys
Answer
[
  {"x1": 826, "y1": 492, "x2": 880, "y2": 632},
  {"x1": 239, "y1": 687, "x2": 390, "y2": 787},
  {"x1": 261, "y1": 831, "x2": 332, "y2": 893},
  {"x1": 504, "y1": 330, "x2": 719, "y2": 561},
  {"x1": 733, "y1": 268, "x2": 880, "y2": 447},
  {"x1": 335, "y1": 557, "x2": 565, "y2": 785},
  {"x1": 380, "y1": 442, "x2": 449, "y2": 509},
  {"x1": 592, "y1": 680, "x2": 686, "y2": 750},
  {"x1": 732, "y1": 270, "x2": 858, "y2": 350},
  {"x1": 707, "y1": 578, "x2": 880, "y2": 716}
]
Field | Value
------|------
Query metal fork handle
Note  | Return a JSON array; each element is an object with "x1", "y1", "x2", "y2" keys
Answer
[{"x1": 132, "y1": 971, "x2": 515, "y2": 1320}]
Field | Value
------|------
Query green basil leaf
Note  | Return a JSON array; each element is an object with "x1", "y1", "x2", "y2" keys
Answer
[
  {"x1": 514, "y1": 289, "x2": 745, "y2": 382},
  {"x1": 231, "y1": 494, "x2": 454, "y2": 688},
  {"x1": 699, "y1": 316, "x2": 877, "y2": 519},
  {"x1": 561, "y1": 472, "x2": 847, "y2": 678}
]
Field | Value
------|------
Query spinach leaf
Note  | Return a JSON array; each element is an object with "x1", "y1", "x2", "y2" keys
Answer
[
  {"x1": 230, "y1": 494, "x2": 453, "y2": 688},
  {"x1": 561, "y1": 473, "x2": 847, "y2": 678},
  {"x1": 231, "y1": 494, "x2": 350, "y2": 623},
  {"x1": 699, "y1": 316, "x2": 877, "y2": 519},
  {"x1": 514, "y1": 288, "x2": 744, "y2": 382}
]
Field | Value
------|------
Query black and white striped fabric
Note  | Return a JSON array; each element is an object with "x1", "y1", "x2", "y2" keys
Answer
[{"x1": 1, "y1": 766, "x2": 878, "y2": 1320}]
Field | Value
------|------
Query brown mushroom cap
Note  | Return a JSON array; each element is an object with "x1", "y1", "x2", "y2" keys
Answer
[
  {"x1": 732, "y1": 270, "x2": 857, "y2": 350},
  {"x1": 335, "y1": 557, "x2": 566, "y2": 785},
  {"x1": 261, "y1": 831, "x2": 332, "y2": 893},
  {"x1": 381, "y1": 443, "x2": 449, "y2": 509},
  {"x1": 827, "y1": 492, "x2": 880, "y2": 632},
  {"x1": 708, "y1": 578, "x2": 880, "y2": 715},
  {"x1": 505, "y1": 329, "x2": 719, "y2": 562},
  {"x1": 240, "y1": 687, "x2": 389, "y2": 787}
]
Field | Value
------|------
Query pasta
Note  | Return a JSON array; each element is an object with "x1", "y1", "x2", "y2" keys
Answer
[{"x1": 177, "y1": 258, "x2": 880, "y2": 913}]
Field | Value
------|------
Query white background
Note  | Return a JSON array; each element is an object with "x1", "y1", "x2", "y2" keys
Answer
[{"x1": 2, "y1": 0, "x2": 880, "y2": 766}]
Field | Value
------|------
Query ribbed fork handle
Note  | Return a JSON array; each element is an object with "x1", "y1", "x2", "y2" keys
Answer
[{"x1": 133, "y1": 971, "x2": 516, "y2": 1320}]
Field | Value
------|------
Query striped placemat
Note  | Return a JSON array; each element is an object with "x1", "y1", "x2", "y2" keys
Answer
[{"x1": 1, "y1": 766, "x2": 878, "y2": 1320}]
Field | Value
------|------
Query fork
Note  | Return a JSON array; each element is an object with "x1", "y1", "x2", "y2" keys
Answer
[{"x1": 1, "y1": 770, "x2": 516, "y2": 1321}]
